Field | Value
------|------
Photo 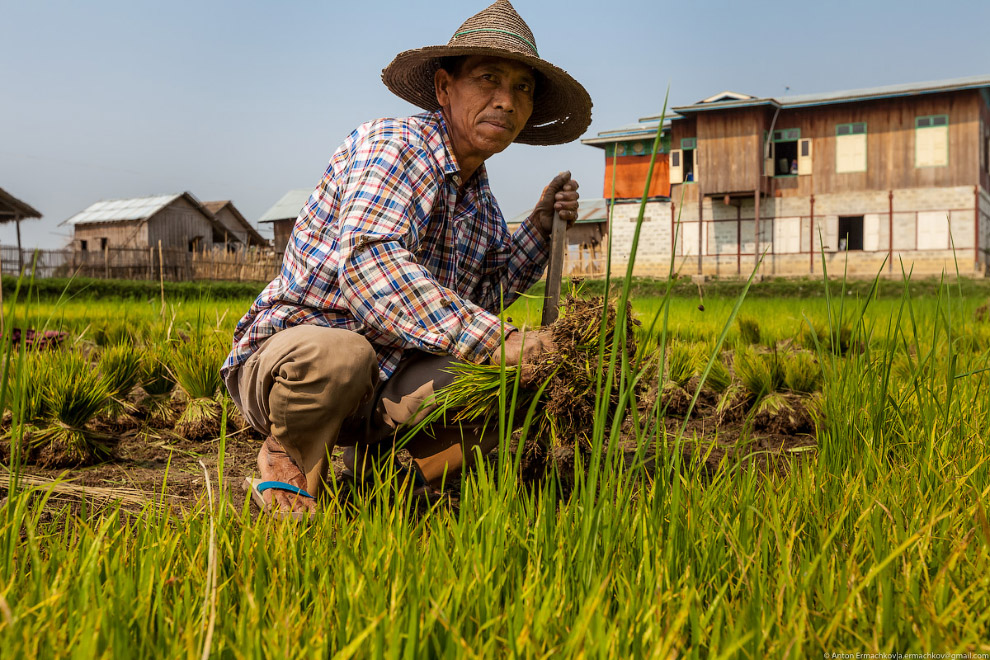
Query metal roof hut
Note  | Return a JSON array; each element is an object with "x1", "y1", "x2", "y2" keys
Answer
[
  {"x1": 202, "y1": 200, "x2": 268, "y2": 249},
  {"x1": 63, "y1": 192, "x2": 227, "y2": 252},
  {"x1": 0, "y1": 187, "x2": 42, "y2": 271},
  {"x1": 258, "y1": 189, "x2": 311, "y2": 253}
]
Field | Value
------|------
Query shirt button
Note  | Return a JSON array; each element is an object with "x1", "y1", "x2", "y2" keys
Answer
[{"x1": 440, "y1": 297, "x2": 452, "y2": 307}]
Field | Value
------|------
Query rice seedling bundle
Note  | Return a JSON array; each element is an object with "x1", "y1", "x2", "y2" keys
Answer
[
  {"x1": 30, "y1": 351, "x2": 113, "y2": 466},
  {"x1": 421, "y1": 295, "x2": 637, "y2": 451},
  {"x1": 665, "y1": 342, "x2": 695, "y2": 389},
  {"x1": 5, "y1": 352, "x2": 53, "y2": 427},
  {"x1": 99, "y1": 342, "x2": 143, "y2": 421},
  {"x1": 169, "y1": 335, "x2": 226, "y2": 440},
  {"x1": 733, "y1": 346, "x2": 784, "y2": 403},
  {"x1": 783, "y1": 351, "x2": 821, "y2": 394},
  {"x1": 139, "y1": 343, "x2": 178, "y2": 425},
  {"x1": 736, "y1": 315, "x2": 761, "y2": 345}
]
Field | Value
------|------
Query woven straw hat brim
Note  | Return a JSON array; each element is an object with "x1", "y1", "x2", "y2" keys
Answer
[{"x1": 382, "y1": 45, "x2": 592, "y2": 146}]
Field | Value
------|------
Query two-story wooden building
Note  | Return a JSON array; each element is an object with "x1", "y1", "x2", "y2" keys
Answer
[{"x1": 583, "y1": 75, "x2": 990, "y2": 278}]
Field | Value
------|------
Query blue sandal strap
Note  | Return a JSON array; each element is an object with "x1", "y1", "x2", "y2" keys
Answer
[{"x1": 256, "y1": 480, "x2": 315, "y2": 499}]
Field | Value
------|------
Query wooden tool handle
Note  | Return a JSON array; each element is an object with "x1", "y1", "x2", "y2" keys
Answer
[{"x1": 540, "y1": 211, "x2": 567, "y2": 326}]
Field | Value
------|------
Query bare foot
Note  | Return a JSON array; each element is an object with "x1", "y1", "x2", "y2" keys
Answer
[{"x1": 257, "y1": 437, "x2": 317, "y2": 515}]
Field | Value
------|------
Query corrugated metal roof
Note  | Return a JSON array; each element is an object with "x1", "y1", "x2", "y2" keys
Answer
[
  {"x1": 673, "y1": 74, "x2": 990, "y2": 114},
  {"x1": 582, "y1": 116, "x2": 670, "y2": 147},
  {"x1": 258, "y1": 189, "x2": 312, "y2": 223},
  {"x1": 64, "y1": 194, "x2": 182, "y2": 226},
  {"x1": 507, "y1": 197, "x2": 609, "y2": 226}
]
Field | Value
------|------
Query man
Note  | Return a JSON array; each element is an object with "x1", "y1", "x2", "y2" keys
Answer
[{"x1": 222, "y1": 0, "x2": 592, "y2": 515}]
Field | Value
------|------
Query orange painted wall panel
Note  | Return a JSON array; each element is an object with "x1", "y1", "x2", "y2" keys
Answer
[{"x1": 604, "y1": 155, "x2": 670, "y2": 199}]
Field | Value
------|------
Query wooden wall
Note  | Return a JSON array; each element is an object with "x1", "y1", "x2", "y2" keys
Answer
[
  {"x1": 695, "y1": 108, "x2": 766, "y2": 194},
  {"x1": 212, "y1": 207, "x2": 248, "y2": 246},
  {"x1": 271, "y1": 219, "x2": 294, "y2": 254},
  {"x1": 74, "y1": 220, "x2": 148, "y2": 250},
  {"x1": 603, "y1": 154, "x2": 669, "y2": 199},
  {"x1": 147, "y1": 196, "x2": 215, "y2": 251},
  {"x1": 771, "y1": 90, "x2": 982, "y2": 198}
]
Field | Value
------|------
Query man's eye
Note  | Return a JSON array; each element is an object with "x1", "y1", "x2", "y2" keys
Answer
[
  {"x1": 481, "y1": 73, "x2": 496, "y2": 82},
  {"x1": 518, "y1": 83, "x2": 532, "y2": 93}
]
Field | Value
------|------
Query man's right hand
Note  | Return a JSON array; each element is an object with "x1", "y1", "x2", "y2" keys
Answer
[{"x1": 492, "y1": 329, "x2": 555, "y2": 383}]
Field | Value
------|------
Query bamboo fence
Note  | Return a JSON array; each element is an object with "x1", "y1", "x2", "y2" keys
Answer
[{"x1": 0, "y1": 244, "x2": 281, "y2": 283}]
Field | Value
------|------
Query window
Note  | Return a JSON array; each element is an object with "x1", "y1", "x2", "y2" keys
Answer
[
  {"x1": 771, "y1": 128, "x2": 801, "y2": 176},
  {"x1": 188, "y1": 237, "x2": 202, "y2": 252},
  {"x1": 79, "y1": 239, "x2": 88, "y2": 251},
  {"x1": 670, "y1": 144, "x2": 696, "y2": 184},
  {"x1": 681, "y1": 139, "x2": 696, "y2": 182},
  {"x1": 837, "y1": 216, "x2": 864, "y2": 251},
  {"x1": 915, "y1": 115, "x2": 948, "y2": 167},
  {"x1": 99, "y1": 237, "x2": 108, "y2": 250},
  {"x1": 836, "y1": 122, "x2": 867, "y2": 173},
  {"x1": 797, "y1": 138, "x2": 813, "y2": 175}
]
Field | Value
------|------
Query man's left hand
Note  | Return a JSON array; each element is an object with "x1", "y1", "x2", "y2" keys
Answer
[{"x1": 531, "y1": 171, "x2": 579, "y2": 240}]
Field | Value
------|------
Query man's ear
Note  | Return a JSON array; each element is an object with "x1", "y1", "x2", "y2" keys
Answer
[{"x1": 434, "y1": 68, "x2": 451, "y2": 108}]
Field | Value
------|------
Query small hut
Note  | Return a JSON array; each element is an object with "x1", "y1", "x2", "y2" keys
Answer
[
  {"x1": 258, "y1": 189, "x2": 311, "y2": 253},
  {"x1": 63, "y1": 192, "x2": 226, "y2": 252},
  {"x1": 202, "y1": 200, "x2": 268, "y2": 249},
  {"x1": 0, "y1": 187, "x2": 42, "y2": 270}
]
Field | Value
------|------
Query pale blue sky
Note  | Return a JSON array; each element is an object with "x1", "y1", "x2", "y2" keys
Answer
[{"x1": 2, "y1": 0, "x2": 987, "y2": 248}]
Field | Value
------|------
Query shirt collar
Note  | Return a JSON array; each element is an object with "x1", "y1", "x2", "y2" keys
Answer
[{"x1": 426, "y1": 111, "x2": 492, "y2": 199}]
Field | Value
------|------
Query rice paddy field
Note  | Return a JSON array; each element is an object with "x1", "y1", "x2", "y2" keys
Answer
[{"x1": 1, "y1": 271, "x2": 990, "y2": 658}]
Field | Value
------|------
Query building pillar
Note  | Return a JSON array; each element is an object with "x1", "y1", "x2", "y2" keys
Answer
[
  {"x1": 809, "y1": 194, "x2": 815, "y2": 274},
  {"x1": 670, "y1": 201, "x2": 676, "y2": 259},
  {"x1": 697, "y1": 187, "x2": 704, "y2": 274},
  {"x1": 14, "y1": 213, "x2": 22, "y2": 272},
  {"x1": 754, "y1": 188, "x2": 761, "y2": 271},
  {"x1": 736, "y1": 202, "x2": 741, "y2": 276},
  {"x1": 888, "y1": 190, "x2": 894, "y2": 274},
  {"x1": 976, "y1": 185, "x2": 981, "y2": 272}
]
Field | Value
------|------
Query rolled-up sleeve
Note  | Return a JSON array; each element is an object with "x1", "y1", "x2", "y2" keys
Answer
[{"x1": 337, "y1": 139, "x2": 508, "y2": 363}]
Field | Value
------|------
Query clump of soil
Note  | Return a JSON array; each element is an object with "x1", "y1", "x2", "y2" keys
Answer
[{"x1": 527, "y1": 295, "x2": 638, "y2": 449}]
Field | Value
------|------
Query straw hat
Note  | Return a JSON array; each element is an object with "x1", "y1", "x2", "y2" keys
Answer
[{"x1": 381, "y1": 0, "x2": 592, "y2": 146}]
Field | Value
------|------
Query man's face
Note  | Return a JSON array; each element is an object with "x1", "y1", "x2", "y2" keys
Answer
[{"x1": 435, "y1": 55, "x2": 536, "y2": 168}]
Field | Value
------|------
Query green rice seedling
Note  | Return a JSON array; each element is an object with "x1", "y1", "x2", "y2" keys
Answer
[
  {"x1": 30, "y1": 351, "x2": 112, "y2": 466},
  {"x1": 170, "y1": 335, "x2": 226, "y2": 440},
  {"x1": 5, "y1": 352, "x2": 52, "y2": 428},
  {"x1": 733, "y1": 346, "x2": 784, "y2": 403},
  {"x1": 783, "y1": 351, "x2": 821, "y2": 394},
  {"x1": 140, "y1": 343, "x2": 177, "y2": 424},
  {"x1": 693, "y1": 341, "x2": 730, "y2": 393},
  {"x1": 736, "y1": 315, "x2": 761, "y2": 345},
  {"x1": 99, "y1": 342, "x2": 143, "y2": 421},
  {"x1": 704, "y1": 353, "x2": 731, "y2": 393},
  {"x1": 93, "y1": 320, "x2": 133, "y2": 347},
  {"x1": 666, "y1": 341, "x2": 695, "y2": 388},
  {"x1": 799, "y1": 317, "x2": 855, "y2": 355}
]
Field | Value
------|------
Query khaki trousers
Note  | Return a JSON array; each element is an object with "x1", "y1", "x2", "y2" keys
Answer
[{"x1": 226, "y1": 325, "x2": 499, "y2": 496}]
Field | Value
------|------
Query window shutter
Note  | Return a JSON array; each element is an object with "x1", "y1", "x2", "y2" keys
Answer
[
  {"x1": 798, "y1": 138, "x2": 812, "y2": 175},
  {"x1": 836, "y1": 134, "x2": 866, "y2": 173},
  {"x1": 930, "y1": 126, "x2": 948, "y2": 166},
  {"x1": 670, "y1": 149, "x2": 683, "y2": 184}
]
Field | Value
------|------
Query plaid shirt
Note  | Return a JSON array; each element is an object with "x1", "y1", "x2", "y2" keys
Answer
[{"x1": 223, "y1": 111, "x2": 549, "y2": 383}]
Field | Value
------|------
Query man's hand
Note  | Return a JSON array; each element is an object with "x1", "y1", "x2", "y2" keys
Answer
[
  {"x1": 492, "y1": 329, "x2": 555, "y2": 383},
  {"x1": 531, "y1": 171, "x2": 580, "y2": 240}
]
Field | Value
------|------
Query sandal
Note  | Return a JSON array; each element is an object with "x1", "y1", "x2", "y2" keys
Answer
[{"x1": 243, "y1": 477, "x2": 317, "y2": 520}]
